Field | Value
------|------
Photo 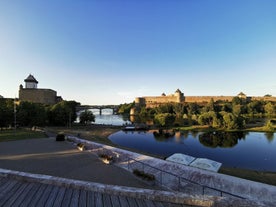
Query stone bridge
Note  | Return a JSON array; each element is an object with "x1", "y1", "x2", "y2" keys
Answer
[{"x1": 76, "y1": 105, "x2": 119, "y2": 115}]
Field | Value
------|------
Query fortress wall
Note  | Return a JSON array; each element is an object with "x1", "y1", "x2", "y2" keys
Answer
[
  {"x1": 251, "y1": 96, "x2": 276, "y2": 102},
  {"x1": 19, "y1": 88, "x2": 57, "y2": 105},
  {"x1": 185, "y1": 96, "x2": 234, "y2": 103},
  {"x1": 144, "y1": 96, "x2": 178, "y2": 104},
  {"x1": 134, "y1": 94, "x2": 276, "y2": 108}
]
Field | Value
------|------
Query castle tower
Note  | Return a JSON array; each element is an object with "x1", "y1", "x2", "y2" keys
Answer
[
  {"x1": 174, "y1": 89, "x2": 185, "y2": 103},
  {"x1": 24, "y1": 74, "x2": 38, "y2": 89}
]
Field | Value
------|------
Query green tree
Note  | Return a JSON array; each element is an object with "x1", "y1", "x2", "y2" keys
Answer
[
  {"x1": 17, "y1": 101, "x2": 47, "y2": 126},
  {"x1": 48, "y1": 101, "x2": 79, "y2": 126},
  {"x1": 247, "y1": 100, "x2": 264, "y2": 115},
  {"x1": 198, "y1": 111, "x2": 220, "y2": 127},
  {"x1": 156, "y1": 104, "x2": 174, "y2": 114},
  {"x1": 154, "y1": 113, "x2": 175, "y2": 127},
  {"x1": 187, "y1": 102, "x2": 200, "y2": 116},
  {"x1": 264, "y1": 102, "x2": 275, "y2": 117},
  {"x1": 221, "y1": 112, "x2": 237, "y2": 130},
  {"x1": 118, "y1": 102, "x2": 134, "y2": 114},
  {"x1": 79, "y1": 110, "x2": 95, "y2": 125},
  {"x1": 0, "y1": 99, "x2": 14, "y2": 128}
]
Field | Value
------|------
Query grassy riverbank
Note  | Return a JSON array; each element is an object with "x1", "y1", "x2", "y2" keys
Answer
[
  {"x1": 175, "y1": 125, "x2": 275, "y2": 133},
  {"x1": 0, "y1": 129, "x2": 47, "y2": 142}
]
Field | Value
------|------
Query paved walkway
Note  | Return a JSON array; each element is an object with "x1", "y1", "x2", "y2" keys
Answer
[{"x1": 0, "y1": 138, "x2": 158, "y2": 189}]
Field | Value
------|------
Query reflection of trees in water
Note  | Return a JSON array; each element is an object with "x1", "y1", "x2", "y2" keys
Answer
[
  {"x1": 190, "y1": 131, "x2": 199, "y2": 138},
  {"x1": 199, "y1": 132, "x2": 247, "y2": 148},
  {"x1": 153, "y1": 130, "x2": 175, "y2": 142},
  {"x1": 265, "y1": 132, "x2": 275, "y2": 143}
]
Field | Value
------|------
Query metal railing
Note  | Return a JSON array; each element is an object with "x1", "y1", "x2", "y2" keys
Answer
[{"x1": 127, "y1": 157, "x2": 245, "y2": 199}]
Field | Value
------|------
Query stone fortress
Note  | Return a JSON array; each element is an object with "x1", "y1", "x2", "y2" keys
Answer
[
  {"x1": 135, "y1": 89, "x2": 276, "y2": 108},
  {"x1": 19, "y1": 74, "x2": 62, "y2": 105}
]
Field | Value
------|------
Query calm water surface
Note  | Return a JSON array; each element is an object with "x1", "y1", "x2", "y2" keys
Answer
[
  {"x1": 109, "y1": 131, "x2": 276, "y2": 171},
  {"x1": 77, "y1": 109, "x2": 131, "y2": 126}
]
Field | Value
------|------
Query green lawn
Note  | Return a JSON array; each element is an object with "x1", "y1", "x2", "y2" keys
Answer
[{"x1": 0, "y1": 129, "x2": 47, "y2": 142}]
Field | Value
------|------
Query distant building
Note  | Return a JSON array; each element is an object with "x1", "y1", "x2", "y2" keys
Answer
[
  {"x1": 19, "y1": 74, "x2": 62, "y2": 105},
  {"x1": 0, "y1": 95, "x2": 3, "y2": 99}
]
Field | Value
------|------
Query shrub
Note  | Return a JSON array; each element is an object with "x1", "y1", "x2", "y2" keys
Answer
[
  {"x1": 98, "y1": 154, "x2": 113, "y2": 161},
  {"x1": 133, "y1": 169, "x2": 155, "y2": 181},
  {"x1": 56, "y1": 133, "x2": 65, "y2": 141}
]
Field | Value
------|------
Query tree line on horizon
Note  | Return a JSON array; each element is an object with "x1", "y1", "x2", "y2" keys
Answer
[{"x1": 118, "y1": 97, "x2": 276, "y2": 131}]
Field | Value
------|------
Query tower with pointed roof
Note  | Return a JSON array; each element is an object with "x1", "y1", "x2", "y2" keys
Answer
[{"x1": 24, "y1": 74, "x2": 38, "y2": 89}]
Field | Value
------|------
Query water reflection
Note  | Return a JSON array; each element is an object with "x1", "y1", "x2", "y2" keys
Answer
[
  {"x1": 199, "y1": 132, "x2": 246, "y2": 148},
  {"x1": 265, "y1": 132, "x2": 275, "y2": 143},
  {"x1": 109, "y1": 130, "x2": 276, "y2": 171},
  {"x1": 77, "y1": 109, "x2": 131, "y2": 126}
]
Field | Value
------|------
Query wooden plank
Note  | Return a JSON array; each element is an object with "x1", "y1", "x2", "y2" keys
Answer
[
  {"x1": 0, "y1": 180, "x2": 22, "y2": 206},
  {"x1": 10, "y1": 183, "x2": 33, "y2": 207},
  {"x1": 35, "y1": 184, "x2": 53, "y2": 207},
  {"x1": 44, "y1": 186, "x2": 60, "y2": 207},
  {"x1": 135, "y1": 198, "x2": 148, "y2": 207},
  {"x1": 102, "y1": 194, "x2": 112, "y2": 207},
  {"x1": 110, "y1": 195, "x2": 121, "y2": 207},
  {"x1": 70, "y1": 189, "x2": 80, "y2": 207},
  {"x1": 152, "y1": 201, "x2": 166, "y2": 207},
  {"x1": 0, "y1": 178, "x2": 11, "y2": 192},
  {"x1": 78, "y1": 190, "x2": 87, "y2": 207},
  {"x1": 1, "y1": 181, "x2": 29, "y2": 207},
  {"x1": 126, "y1": 197, "x2": 139, "y2": 207},
  {"x1": 52, "y1": 187, "x2": 66, "y2": 207},
  {"x1": 118, "y1": 196, "x2": 130, "y2": 207},
  {"x1": 28, "y1": 184, "x2": 48, "y2": 207},
  {"x1": 0, "y1": 180, "x2": 19, "y2": 199},
  {"x1": 87, "y1": 191, "x2": 95, "y2": 206},
  {"x1": 61, "y1": 188, "x2": 73, "y2": 207},
  {"x1": 94, "y1": 192, "x2": 103, "y2": 207},
  {"x1": 19, "y1": 183, "x2": 42, "y2": 207}
]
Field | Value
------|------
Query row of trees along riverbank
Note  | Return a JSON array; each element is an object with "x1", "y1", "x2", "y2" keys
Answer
[
  {"x1": 118, "y1": 97, "x2": 276, "y2": 131},
  {"x1": 0, "y1": 99, "x2": 80, "y2": 128}
]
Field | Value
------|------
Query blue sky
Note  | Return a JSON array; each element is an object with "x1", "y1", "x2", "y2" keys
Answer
[{"x1": 0, "y1": 0, "x2": 275, "y2": 105}]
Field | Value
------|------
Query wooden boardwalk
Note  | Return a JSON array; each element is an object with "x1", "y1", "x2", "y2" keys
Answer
[{"x1": 0, "y1": 177, "x2": 192, "y2": 207}]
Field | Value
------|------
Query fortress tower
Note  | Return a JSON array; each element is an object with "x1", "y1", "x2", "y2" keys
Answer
[{"x1": 134, "y1": 89, "x2": 185, "y2": 108}]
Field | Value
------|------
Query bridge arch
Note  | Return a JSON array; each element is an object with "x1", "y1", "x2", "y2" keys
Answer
[{"x1": 76, "y1": 105, "x2": 119, "y2": 115}]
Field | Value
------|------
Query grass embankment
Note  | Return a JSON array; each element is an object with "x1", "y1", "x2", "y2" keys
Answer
[
  {"x1": 45, "y1": 125, "x2": 120, "y2": 146},
  {"x1": 0, "y1": 129, "x2": 47, "y2": 142}
]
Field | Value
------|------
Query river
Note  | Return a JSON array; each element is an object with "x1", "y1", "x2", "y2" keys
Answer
[
  {"x1": 109, "y1": 130, "x2": 276, "y2": 172},
  {"x1": 76, "y1": 111, "x2": 276, "y2": 171}
]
